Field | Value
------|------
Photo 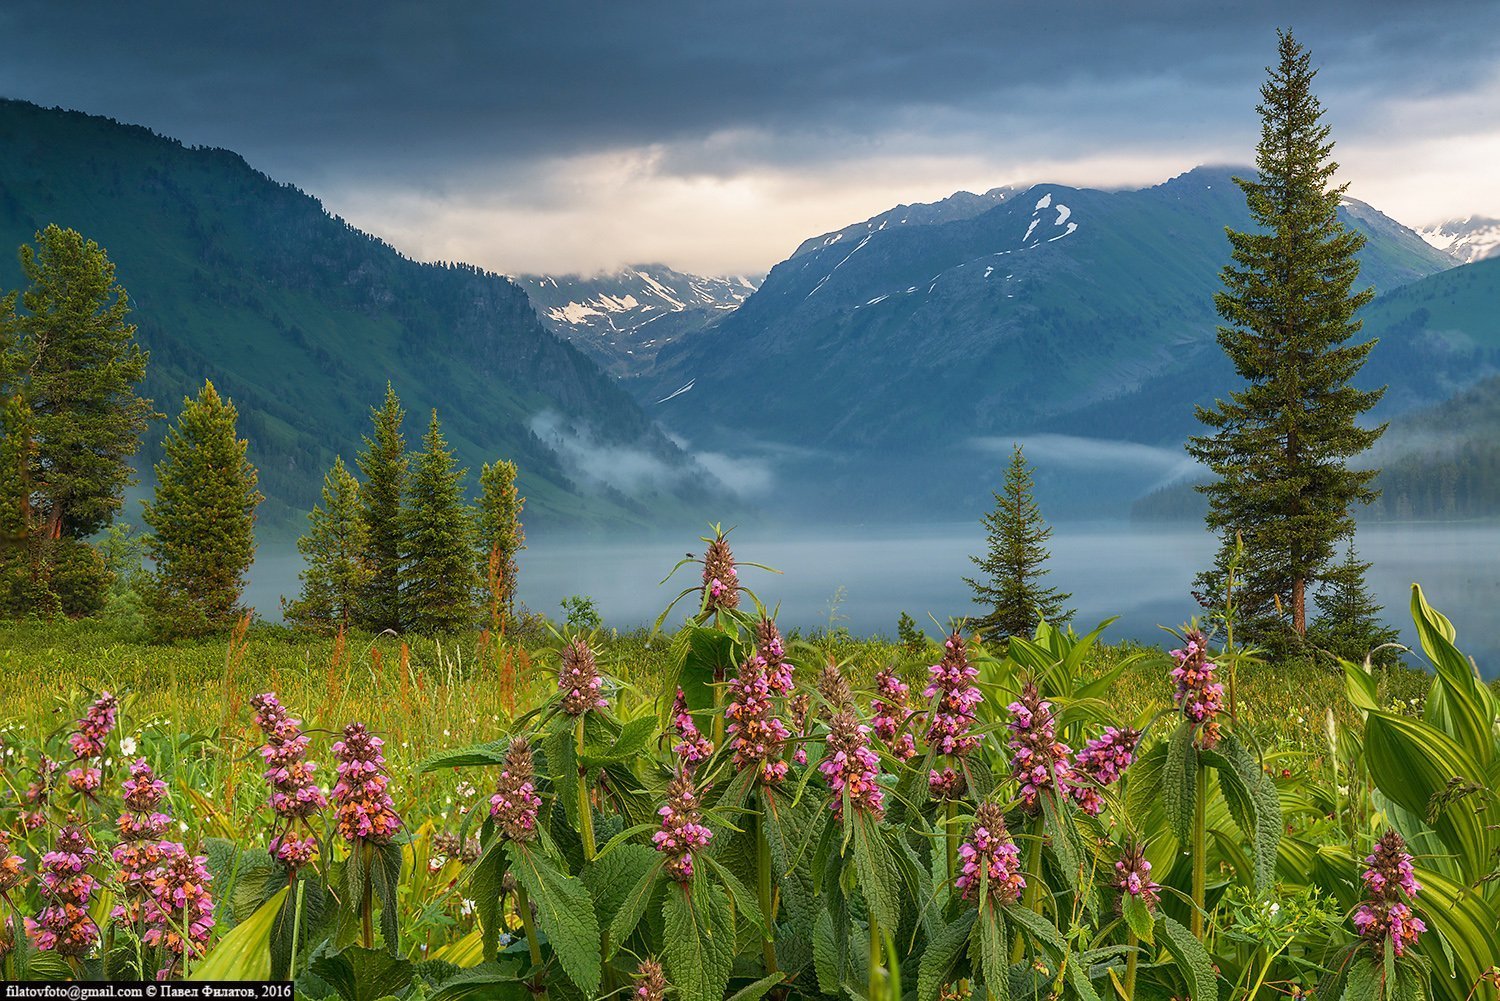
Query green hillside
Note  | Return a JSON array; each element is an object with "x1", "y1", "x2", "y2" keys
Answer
[{"x1": 0, "y1": 99, "x2": 711, "y2": 532}]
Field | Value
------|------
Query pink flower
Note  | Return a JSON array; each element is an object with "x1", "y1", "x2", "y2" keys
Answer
[
  {"x1": 701, "y1": 532, "x2": 740, "y2": 615},
  {"x1": 634, "y1": 957, "x2": 669, "y2": 1001},
  {"x1": 653, "y1": 774, "x2": 713, "y2": 882},
  {"x1": 332, "y1": 723, "x2": 403, "y2": 846},
  {"x1": 955, "y1": 802, "x2": 1025, "y2": 904},
  {"x1": 251, "y1": 692, "x2": 327, "y2": 870},
  {"x1": 1114, "y1": 842, "x2": 1160, "y2": 909},
  {"x1": 141, "y1": 843, "x2": 215, "y2": 977},
  {"x1": 1169, "y1": 630, "x2": 1224, "y2": 748},
  {"x1": 872, "y1": 668, "x2": 918, "y2": 761},
  {"x1": 820, "y1": 708, "x2": 884, "y2": 819},
  {"x1": 112, "y1": 759, "x2": 175, "y2": 926},
  {"x1": 670, "y1": 689, "x2": 714, "y2": 768},
  {"x1": 726, "y1": 657, "x2": 792, "y2": 785},
  {"x1": 1006, "y1": 683, "x2": 1073, "y2": 812},
  {"x1": 924, "y1": 633, "x2": 982, "y2": 798},
  {"x1": 559, "y1": 638, "x2": 608, "y2": 716},
  {"x1": 489, "y1": 738, "x2": 542, "y2": 842},
  {"x1": 1068, "y1": 727, "x2": 1139, "y2": 815},
  {"x1": 756, "y1": 618, "x2": 794, "y2": 695},
  {"x1": 0, "y1": 835, "x2": 26, "y2": 897},
  {"x1": 68, "y1": 692, "x2": 118, "y2": 761},
  {"x1": 1354, "y1": 831, "x2": 1426, "y2": 958},
  {"x1": 36, "y1": 826, "x2": 99, "y2": 956}
]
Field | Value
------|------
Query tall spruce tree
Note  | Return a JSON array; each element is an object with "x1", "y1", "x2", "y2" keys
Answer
[
  {"x1": 964, "y1": 444, "x2": 1072, "y2": 642},
  {"x1": 1309, "y1": 539, "x2": 1400, "y2": 668},
  {"x1": 286, "y1": 456, "x2": 371, "y2": 633},
  {"x1": 476, "y1": 459, "x2": 525, "y2": 625},
  {"x1": 1188, "y1": 30, "x2": 1384, "y2": 639},
  {"x1": 403, "y1": 410, "x2": 479, "y2": 634},
  {"x1": 355, "y1": 384, "x2": 408, "y2": 632},
  {"x1": 142, "y1": 381, "x2": 262, "y2": 636},
  {"x1": 13, "y1": 226, "x2": 154, "y2": 541}
]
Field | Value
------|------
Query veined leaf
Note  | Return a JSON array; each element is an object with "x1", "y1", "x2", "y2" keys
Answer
[
  {"x1": 189, "y1": 886, "x2": 288, "y2": 981},
  {"x1": 310, "y1": 946, "x2": 414, "y2": 1001},
  {"x1": 725, "y1": 972, "x2": 787, "y2": 1001},
  {"x1": 1158, "y1": 914, "x2": 1218, "y2": 1001},
  {"x1": 663, "y1": 870, "x2": 736, "y2": 1001},
  {"x1": 1411, "y1": 584, "x2": 1497, "y2": 766},
  {"x1": 606, "y1": 858, "x2": 664, "y2": 958},
  {"x1": 505, "y1": 842, "x2": 602, "y2": 996},
  {"x1": 1121, "y1": 895, "x2": 1155, "y2": 945},
  {"x1": 417, "y1": 738, "x2": 512, "y2": 772},
  {"x1": 1164, "y1": 720, "x2": 1198, "y2": 848},
  {"x1": 917, "y1": 909, "x2": 977, "y2": 1001},
  {"x1": 850, "y1": 808, "x2": 901, "y2": 934},
  {"x1": 970, "y1": 903, "x2": 1010, "y2": 1001}
]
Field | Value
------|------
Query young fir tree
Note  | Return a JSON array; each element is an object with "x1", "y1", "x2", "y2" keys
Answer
[
  {"x1": 1309, "y1": 539, "x2": 1400, "y2": 668},
  {"x1": 476, "y1": 459, "x2": 525, "y2": 626},
  {"x1": 355, "y1": 384, "x2": 409, "y2": 633},
  {"x1": 1188, "y1": 30, "x2": 1384, "y2": 641},
  {"x1": 286, "y1": 456, "x2": 371, "y2": 633},
  {"x1": 13, "y1": 226, "x2": 154, "y2": 541},
  {"x1": 142, "y1": 381, "x2": 262, "y2": 637},
  {"x1": 963, "y1": 444, "x2": 1072, "y2": 642},
  {"x1": 403, "y1": 410, "x2": 479, "y2": 634}
]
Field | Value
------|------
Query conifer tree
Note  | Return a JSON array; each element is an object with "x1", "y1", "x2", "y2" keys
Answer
[
  {"x1": 13, "y1": 226, "x2": 153, "y2": 540},
  {"x1": 1309, "y1": 539, "x2": 1400, "y2": 668},
  {"x1": 142, "y1": 381, "x2": 262, "y2": 637},
  {"x1": 1188, "y1": 30, "x2": 1384, "y2": 640},
  {"x1": 286, "y1": 456, "x2": 371, "y2": 632},
  {"x1": 477, "y1": 459, "x2": 525, "y2": 625},
  {"x1": 403, "y1": 410, "x2": 479, "y2": 634},
  {"x1": 355, "y1": 384, "x2": 408, "y2": 632},
  {"x1": 964, "y1": 444, "x2": 1072, "y2": 642}
]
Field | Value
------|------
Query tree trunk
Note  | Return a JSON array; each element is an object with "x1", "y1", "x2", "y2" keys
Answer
[{"x1": 1292, "y1": 576, "x2": 1306, "y2": 636}]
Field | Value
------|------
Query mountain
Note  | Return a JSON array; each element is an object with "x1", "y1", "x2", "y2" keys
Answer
[
  {"x1": 0, "y1": 99, "x2": 718, "y2": 531},
  {"x1": 517, "y1": 265, "x2": 759, "y2": 377},
  {"x1": 638, "y1": 167, "x2": 1458, "y2": 518},
  {"x1": 1419, "y1": 216, "x2": 1500, "y2": 264}
]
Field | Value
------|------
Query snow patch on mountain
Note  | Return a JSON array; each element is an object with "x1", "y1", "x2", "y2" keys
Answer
[{"x1": 1419, "y1": 216, "x2": 1500, "y2": 263}]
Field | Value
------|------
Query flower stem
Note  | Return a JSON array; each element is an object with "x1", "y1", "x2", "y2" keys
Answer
[
  {"x1": 517, "y1": 886, "x2": 549, "y2": 1001},
  {"x1": 868, "y1": 911, "x2": 882, "y2": 1001},
  {"x1": 1191, "y1": 757, "x2": 1207, "y2": 939},
  {"x1": 361, "y1": 841, "x2": 375, "y2": 950},
  {"x1": 1124, "y1": 930, "x2": 1139, "y2": 998},
  {"x1": 1013, "y1": 817, "x2": 1045, "y2": 963},
  {"x1": 945, "y1": 797, "x2": 958, "y2": 893},
  {"x1": 575, "y1": 716, "x2": 596, "y2": 861}
]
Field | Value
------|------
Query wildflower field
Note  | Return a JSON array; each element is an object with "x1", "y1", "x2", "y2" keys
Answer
[{"x1": 1, "y1": 535, "x2": 1497, "y2": 1000}]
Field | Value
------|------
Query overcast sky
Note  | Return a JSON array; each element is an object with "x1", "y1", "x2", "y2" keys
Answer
[{"x1": 2, "y1": 1, "x2": 1498, "y2": 275}]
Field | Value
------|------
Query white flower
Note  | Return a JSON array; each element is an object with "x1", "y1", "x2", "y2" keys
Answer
[
  {"x1": 460, "y1": 898, "x2": 476, "y2": 917},
  {"x1": 120, "y1": 737, "x2": 138, "y2": 756},
  {"x1": 456, "y1": 781, "x2": 475, "y2": 799}
]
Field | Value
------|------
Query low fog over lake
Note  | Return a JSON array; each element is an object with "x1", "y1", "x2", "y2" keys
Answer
[{"x1": 245, "y1": 521, "x2": 1500, "y2": 679}]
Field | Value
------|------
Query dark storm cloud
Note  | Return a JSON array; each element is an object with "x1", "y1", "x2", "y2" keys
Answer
[
  {"x1": 2, "y1": 0, "x2": 1497, "y2": 272},
  {"x1": 1, "y1": 0, "x2": 1496, "y2": 179}
]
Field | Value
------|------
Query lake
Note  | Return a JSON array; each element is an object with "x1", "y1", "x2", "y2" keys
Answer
[{"x1": 244, "y1": 522, "x2": 1500, "y2": 679}]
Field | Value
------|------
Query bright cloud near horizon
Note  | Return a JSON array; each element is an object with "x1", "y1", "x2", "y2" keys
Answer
[{"x1": 2, "y1": 0, "x2": 1498, "y2": 276}]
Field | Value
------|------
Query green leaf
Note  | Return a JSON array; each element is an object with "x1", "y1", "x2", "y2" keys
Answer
[
  {"x1": 1344, "y1": 956, "x2": 1382, "y2": 1001},
  {"x1": 724, "y1": 972, "x2": 787, "y2": 1001},
  {"x1": 1411, "y1": 584, "x2": 1497, "y2": 766},
  {"x1": 579, "y1": 715, "x2": 656, "y2": 767},
  {"x1": 371, "y1": 841, "x2": 404, "y2": 953},
  {"x1": 1164, "y1": 720, "x2": 1198, "y2": 848},
  {"x1": 1157, "y1": 915, "x2": 1217, "y2": 1001},
  {"x1": 699, "y1": 852, "x2": 768, "y2": 938},
  {"x1": 850, "y1": 809, "x2": 901, "y2": 934},
  {"x1": 417, "y1": 738, "x2": 513, "y2": 772},
  {"x1": 605, "y1": 857, "x2": 664, "y2": 957},
  {"x1": 763, "y1": 789, "x2": 817, "y2": 939},
  {"x1": 469, "y1": 835, "x2": 508, "y2": 961},
  {"x1": 663, "y1": 869, "x2": 736, "y2": 1001},
  {"x1": 188, "y1": 886, "x2": 288, "y2": 981},
  {"x1": 970, "y1": 904, "x2": 1011, "y2": 1001},
  {"x1": 506, "y1": 842, "x2": 602, "y2": 996},
  {"x1": 311, "y1": 946, "x2": 414, "y2": 1001},
  {"x1": 427, "y1": 960, "x2": 530, "y2": 1001},
  {"x1": 545, "y1": 725, "x2": 582, "y2": 831},
  {"x1": 813, "y1": 907, "x2": 842, "y2": 995},
  {"x1": 1120, "y1": 895, "x2": 1155, "y2": 945},
  {"x1": 1205, "y1": 733, "x2": 1282, "y2": 893},
  {"x1": 917, "y1": 909, "x2": 977, "y2": 1001},
  {"x1": 1004, "y1": 903, "x2": 1068, "y2": 956},
  {"x1": 679, "y1": 626, "x2": 737, "y2": 712}
]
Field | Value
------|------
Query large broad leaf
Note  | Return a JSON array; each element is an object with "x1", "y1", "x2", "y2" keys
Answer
[
  {"x1": 505, "y1": 842, "x2": 602, "y2": 996},
  {"x1": 427, "y1": 960, "x2": 530, "y2": 1001},
  {"x1": 417, "y1": 738, "x2": 513, "y2": 772},
  {"x1": 1164, "y1": 720, "x2": 1198, "y2": 848},
  {"x1": 663, "y1": 870, "x2": 737, "y2": 1001},
  {"x1": 311, "y1": 946, "x2": 414, "y2": 1001},
  {"x1": 1121, "y1": 895, "x2": 1155, "y2": 945},
  {"x1": 678, "y1": 626, "x2": 739, "y2": 712},
  {"x1": 763, "y1": 789, "x2": 818, "y2": 939},
  {"x1": 725, "y1": 972, "x2": 787, "y2": 1001},
  {"x1": 579, "y1": 715, "x2": 657, "y2": 767},
  {"x1": 468, "y1": 827, "x2": 508, "y2": 960},
  {"x1": 605, "y1": 857, "x2": 664, "y2": 956},
  {"x1": 1411, "y1": 585, "x2": 1497, "y2": 766},
  {"x1": 917, "y1": 909, "x2": 978, "y2": 1001},
  {"x1": 370, "y1": 841, "x2": 403, "y2": 953},
  {"x1": 189, "y1": 886, "x2": 289, "y2": 981},
  {"x1": 1363, "y1": 711, "x2": 1498, "y2": 886},
  {"x1": 1157, "y1": 915, "x2": 1218, "y2": 1001}
]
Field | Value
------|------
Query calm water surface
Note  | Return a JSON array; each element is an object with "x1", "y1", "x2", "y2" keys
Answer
[{"x1": 246, "y1": 522, "x2": 1499, "y2": 678}]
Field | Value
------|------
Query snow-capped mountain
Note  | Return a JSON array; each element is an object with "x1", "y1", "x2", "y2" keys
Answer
[
  {"x1": 1419, "y1": 216, "x2": 1500, "y2": 264},
  {"x1": 518, "y1": 265, "x2": 760, "y2": 375},
  {"x1": 791, "y1": 186, "x2": 1016, "y2": 259}
]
